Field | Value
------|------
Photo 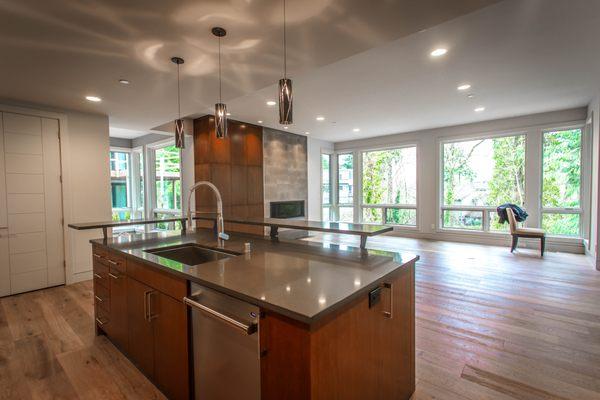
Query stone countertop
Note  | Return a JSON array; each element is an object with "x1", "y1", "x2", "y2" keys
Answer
[{"x1": 91, "y1": 230, "x2": 418, "y2": 326}]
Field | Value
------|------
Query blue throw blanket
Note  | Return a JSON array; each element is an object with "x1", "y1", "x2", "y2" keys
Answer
[{"x1": 496, "y1": 203, "x2": 528, "y2": 224}]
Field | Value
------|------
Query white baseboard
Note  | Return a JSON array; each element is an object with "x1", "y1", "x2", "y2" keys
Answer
[
  {"x1": 70, "y1": 270, "x2": 92, "y2": 284},
  {"x1": 385, "y1": 229, "x2": 585, "y2": 254}
]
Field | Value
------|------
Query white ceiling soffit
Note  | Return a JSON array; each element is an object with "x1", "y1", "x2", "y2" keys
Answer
[
  {"x1": 0, "y1": 0, "x2": 500, "y2": 134},
  {"x1": 228, "y1": 0, "x2": 600, "y2": 141},
  {"x1": 109, "y1": 127, "x2": 149, "y2": 139}
]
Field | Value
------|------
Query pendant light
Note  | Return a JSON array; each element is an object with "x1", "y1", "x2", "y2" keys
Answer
[
  {"x1": 171, "y1": 56, "x2": 185, "y2": 149},
  {"x1": 212, "y1": 27, "x2": 227, "y2": 139},
  {"x1": 279, "y1": 0, "x2": 292, "y2": 125}
]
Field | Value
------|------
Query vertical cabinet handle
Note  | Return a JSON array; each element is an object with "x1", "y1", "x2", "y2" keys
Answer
[
  {"x1": 382, "y1": 282, "x2": 393, "y2": 319},
  {"x1": 144, "y1": 290, "x2": 158, "y2": 322},
  {"x1": 148, "y1": 291, "x2": 158, "y2": 321}
]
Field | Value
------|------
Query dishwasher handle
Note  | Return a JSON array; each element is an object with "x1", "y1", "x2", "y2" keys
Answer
[{"x1": 184, "y1": 296, "x2": 258, "y2": 335}]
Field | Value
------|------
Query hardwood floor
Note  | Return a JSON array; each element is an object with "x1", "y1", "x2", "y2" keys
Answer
[{"x1": 1, "y1": 235, "x2": 599, "y2": 399}]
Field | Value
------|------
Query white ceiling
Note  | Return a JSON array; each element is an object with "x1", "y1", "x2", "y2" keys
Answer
[
  {"x1": 0, "y1": 0, "x2": 499, "y2": 139},
  {"x1": 1, "y1": 0, "x2": 598, "y2": 143},
  {"x1": 228, "y1": 0, "x2": 600, "y2": 141}
]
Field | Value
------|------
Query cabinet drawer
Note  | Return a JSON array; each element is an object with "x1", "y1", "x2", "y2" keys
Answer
[
  {"x1": 127, "y1": 260, "x2": 187, "y2": 301},
  {"x1": 95, "y1": 304, "x2": 110, "y2": 327},
  {"x1": 105, "y1": 251, "x2": 126, "y2": 274},
  {"x1": 93, "y1": 262, "x2": 109, "y2": 289},
  {"x1": 94, "y1": 283, "x2": 110, "y2": 313}
]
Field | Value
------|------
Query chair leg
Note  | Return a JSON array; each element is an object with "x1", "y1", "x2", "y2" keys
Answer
[
  {"x1": 511, "y1": 235, "x2": 518, "y2": 253},
  {"x1": 540, "y1": 236, "x2": 545, "y2": 257}
]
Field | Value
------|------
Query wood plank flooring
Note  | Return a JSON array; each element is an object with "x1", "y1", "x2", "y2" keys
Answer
[{"x1": 1, "y1": 235, "x2": 599, "y2": 399}]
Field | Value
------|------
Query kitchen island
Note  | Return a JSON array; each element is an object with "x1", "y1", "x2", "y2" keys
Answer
[{"x1": 89, "y1": 229, "x2": 417, "y2": 400}]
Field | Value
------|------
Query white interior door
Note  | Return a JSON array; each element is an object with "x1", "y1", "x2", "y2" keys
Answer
[{"x1": 0, "y1": 112, "x2": 64, "y2": 295}]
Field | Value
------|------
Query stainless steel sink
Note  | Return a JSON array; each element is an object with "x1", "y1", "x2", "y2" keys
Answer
[{"x1": 145, "y1": 244, "x2": 240, "y2": 266}]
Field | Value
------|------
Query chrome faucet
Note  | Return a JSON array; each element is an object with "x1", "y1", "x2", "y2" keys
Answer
[{"x1": 186, "y1": 181, "x2": 229, "y2": 246}]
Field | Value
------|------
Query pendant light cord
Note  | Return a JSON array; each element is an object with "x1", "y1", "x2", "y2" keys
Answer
[
  {"x1": 218, "y1": 36, "x2": 222, "y2": 103},
  {"x1": 176, "y1": 63, "x2": 181, "y2": 119},
  {"x1": 283, "y1": 0, "x2": 287, "y2": 79}
]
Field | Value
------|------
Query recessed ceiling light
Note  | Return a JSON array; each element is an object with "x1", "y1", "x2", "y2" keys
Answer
[
  {"x1": 304, "y1": 131, "x2": 310, "y2": 135},
  {"x1": 457, "y1": 84, "x2": 471, "y2": 91},
  {"x1": 119, "y1": 79, "x2": 130, "y2": 85},
  {"x1": 257, "y1": 120, "x2": 263, "y2": 124},
  {"x1": 85, "y1": 96, "x2": 102, "y2": 102},
  {"x1": 226, "y1": 112, "x2": 231, "y2": 116},
  {"x1": 283, "y1": 126, "x2": 289, "y2": 129},
  {"x1": 467, "y1": 93, "x2": 475, "y2": 99},
  {"x1": 266, "y1": 100, "x2": 276, "y2": 106},
  {"x1": 352, "y1": 128, "x2": 360, "y2": 132},
  {"x1": 430, "y1": 48, "x2": 448, "y2": 57},
  {"x1": 475, "y1": 106, "x2": 486, "y2": 112},
  {"x1": 316, "y1": 116, "x2": 325, "y2": 121}
]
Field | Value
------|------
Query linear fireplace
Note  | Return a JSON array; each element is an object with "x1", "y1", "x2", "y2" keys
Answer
[{"x1": 270, "y1": 200, "x2": 305, "y2": 219}]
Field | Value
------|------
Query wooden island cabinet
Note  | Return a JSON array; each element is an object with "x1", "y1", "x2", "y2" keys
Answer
[
  {"x1": 91, "y1": 239, "x2": 416, "y2": 400},
  {"x1": 92, "y1": 244, "x2": 190, "y2": 400},
  {"x1": 260, "y1": 262, "x2": 415, "y2": 400}
]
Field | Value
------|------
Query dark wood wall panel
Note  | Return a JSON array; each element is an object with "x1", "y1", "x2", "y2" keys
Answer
[{"x1": 193, "y1": 116, "x2": 264, "y2": 235}]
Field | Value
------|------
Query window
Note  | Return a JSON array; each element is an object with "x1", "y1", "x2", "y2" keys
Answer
[
  {"x1": 361, "y1": 147, "x2": 417, "y2": 226},
  {"x1": 337, "y1": 153, "x2": 354, "y2": 222},
  {"x1": 321, "y1": 154, "x2": 332, "y2": 221},
  {"x1": 541, "y1": 128, "x2": 582, "y2": 236},
  {"x1": 153, "y1": 144, "x2": 182, "y2": 229},
  {"x1": 442, "y1": 134, "x2": 526, "y2": 231},
  {"x1": 110, "y1": 151, "x2": 131, "y2": 220},
  {"x1": 110, "y1": 148, "x2": 146, "y2": 226}
]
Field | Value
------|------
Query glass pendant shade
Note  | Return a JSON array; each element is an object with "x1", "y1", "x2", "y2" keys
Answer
[
  {"x1": 215, "y1": 103, "x2": 228, "y2": 139},
  {"x1": 279, "y1": 78, "x2": 293, "y2": 124},
  {"x1": 175, "y1": 118, "x2": 185, "y2": 148}
]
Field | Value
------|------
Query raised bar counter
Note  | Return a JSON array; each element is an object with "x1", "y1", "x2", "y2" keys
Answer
[{"x1": 194, "y1": 214, "x2": 393, "y2": 249}]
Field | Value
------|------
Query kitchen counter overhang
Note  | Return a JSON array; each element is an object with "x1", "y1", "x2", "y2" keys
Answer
[{"x1": 90, "y1": 229, "x2": 418, "y2": 326}]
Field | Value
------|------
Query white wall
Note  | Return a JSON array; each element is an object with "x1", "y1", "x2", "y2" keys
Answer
[
  {"x1": 588, "y1": 96, "x2": 600, "y2": 269},
  {"x1": 334, "y1": 107, "x2": 589, "y2": 253},
  {"x1": 65, "y1": 111, "x2": 111, "y2": 282},
  {"x1": 307, "y1": 136, "x2": 334, "y2": 220}
]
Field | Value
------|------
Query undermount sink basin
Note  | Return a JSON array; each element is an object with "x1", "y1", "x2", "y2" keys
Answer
[{"x1": 145, "y1": 244, "x2": 240, "y2": 266}]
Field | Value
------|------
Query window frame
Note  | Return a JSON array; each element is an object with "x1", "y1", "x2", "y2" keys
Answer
[
  {"x1": 540, "y1": 124, "x2": 586, "y2": 237},
  {"x1": 320, "y1": 150, "x2": 334, "y2": 221},
  {"x1": 359, "y1": 144, "x2": 419, "y2": 227},
  {"x1": 109, "y1": 147, "x2": 133, "y2": 219},
  {"x1": 438, "y1": 130, "x2": 528, "y2": 234},
  {"x1": 147, "y1": 139, "x2": 183, "y2": 229},
  {"x1": 436, "y1": 122, "x2": 588, "y2": 238}
]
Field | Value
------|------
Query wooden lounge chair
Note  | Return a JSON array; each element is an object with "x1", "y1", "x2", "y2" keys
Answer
[{"x1": 506, "y1": 208, "x2": 545, "y2": 256}]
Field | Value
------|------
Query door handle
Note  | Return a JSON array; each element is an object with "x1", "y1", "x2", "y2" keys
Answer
[{"x1": 184, "y1": 296, "x2": 257, "y2": 335}]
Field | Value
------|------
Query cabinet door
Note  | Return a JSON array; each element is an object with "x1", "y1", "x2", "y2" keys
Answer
[
  {"x1": 153, "y1": 292, "x2": 189, "y2": 400},
  {"x1": 108, "y1": 267, "x2": 129, "y2": 352},
  {"x1": 127, "y1": 278, "x2": 155, "y2": 379}
]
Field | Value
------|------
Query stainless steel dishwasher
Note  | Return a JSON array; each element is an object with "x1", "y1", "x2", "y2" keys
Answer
[{"x1": 184, "y1": 283, "x2": 261, "y2": 400}]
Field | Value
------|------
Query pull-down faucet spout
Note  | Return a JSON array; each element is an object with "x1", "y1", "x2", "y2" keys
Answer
[{"x1": 186, "y1": 181, "x2": 229, "y2": 246}]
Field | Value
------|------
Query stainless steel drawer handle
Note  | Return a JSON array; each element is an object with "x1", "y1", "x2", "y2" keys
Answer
[
  {"x1": 93, "y1": 273, "x2": 103, "y2": 279},
  {"x1": 95, "y1": 317, "x2": 107, "y2": 326},
  {"x1": 107, "y1": 259, "x2": 118, "y2": 265},
  {"x1": 382, "y1": 282, "x2": 393, "y2": 319},
  {"x1": 184, "y1": 296, "x2": 257, "y2": 335},
  {"x1": 108, "y1": 272, "x2": 119, "y2": 280},
  {"x1": 93, "y1": 253, "x2": 103, "y2": 259},
  {"x1": 94, "y1": 295, "x2": 104, "y2": 303}
]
